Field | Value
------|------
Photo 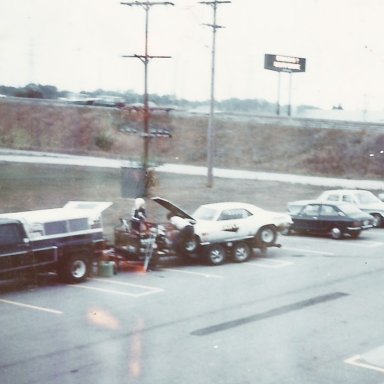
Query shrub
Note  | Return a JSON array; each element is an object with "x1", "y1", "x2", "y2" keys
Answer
[{"x1": 94, "y1": 132, "x2": 114, "y2": 151}]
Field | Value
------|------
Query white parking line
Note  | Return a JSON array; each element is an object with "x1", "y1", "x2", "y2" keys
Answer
[
  {"x1": 0, "y1": 299, "x2": 63, "y2": 314},
  {"x1": 92, "y1": 278, "x2": 164, "y2": 291},
  {"x1": 162, "y1": 268, "x2": 224, "y2": 279},
  {"x1": 283, "y1": 247, "x2": 335, "y2": 256},
  {"x1": 70, "y1": 278, "x2": 163, "y2": 297},
  {"x1": 249, "y1": 259, "x2": 293, "y2": 269},
  {"x1": 351, "y1": 241, "x2": 384, "y2": 248},
  {"x1": 345, "y1": 355, "x2": 384, "y2": 374}
]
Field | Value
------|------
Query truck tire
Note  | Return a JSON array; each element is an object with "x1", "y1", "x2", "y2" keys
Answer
[
  {"x1": 255, "y1": 226, "x2": 277, "y2": 247},
  {"x1": 59, "y1": 253, "x2": 90, "y2": 283},
  {"x1": 205, "y1": 244, "x2": 226, "y2": 266},
  {"x1": 232, "y1": 242, "x2": 251, "y2": 263}
]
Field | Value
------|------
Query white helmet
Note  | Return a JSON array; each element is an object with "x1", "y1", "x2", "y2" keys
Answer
[{"x1": 134, "y1": 198, "x2": 145, "y2": 209}]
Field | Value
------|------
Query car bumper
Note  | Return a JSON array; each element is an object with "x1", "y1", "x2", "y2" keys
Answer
[
  {"x1": 346, "y1": 225, "x2": 373, "y2": 231},
  {"x1": 277, "y1": 223, "x2": 292, "y2": 232}
]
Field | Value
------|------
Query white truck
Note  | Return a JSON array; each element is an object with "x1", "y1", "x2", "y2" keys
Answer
[{"x1": 0, "y1": 201, "x2": 112, "y2": 283}]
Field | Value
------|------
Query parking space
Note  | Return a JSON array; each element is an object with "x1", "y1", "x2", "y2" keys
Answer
[
  {"x1": 345, "y1": 349, "x2": 384, "y2": 375},
  {"x1": 1, "y1": 229, "x2": 382, "y2": 319},
  {"x1": 69, "y1": 277, "x2": 164, "y2": 298},
  {"x1": 279, "y1": 228, "x2": 384, "y2": 257}
]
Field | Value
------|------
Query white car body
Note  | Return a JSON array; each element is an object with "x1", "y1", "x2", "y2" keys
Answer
[
  {"x1": 191, "y1": 202, "x2": 292, "y2": 245},
  {"x1": 152, "y1": 197, "x2": 291, "y2": 265},
  {"x1": 317, "y1": 189, "x2": 384, "y2": 227}
]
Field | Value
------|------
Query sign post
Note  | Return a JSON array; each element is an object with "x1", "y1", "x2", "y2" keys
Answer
[{"x1": 264, "y1": 54, "x2": 306, "y2": 116}]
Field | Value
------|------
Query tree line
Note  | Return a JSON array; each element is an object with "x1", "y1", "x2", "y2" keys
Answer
[{"x1": 0, "y1": 83, "x2": 318, "y2": 114}]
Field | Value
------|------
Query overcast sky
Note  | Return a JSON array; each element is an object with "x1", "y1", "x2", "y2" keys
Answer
[{"x1": 0, "y1": 0, "x2": 383, "y2": 110}]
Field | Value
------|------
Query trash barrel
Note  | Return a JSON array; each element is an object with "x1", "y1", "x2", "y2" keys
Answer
[{"x1": 98, "y1": 261, "x2": 115, "y2": 278}]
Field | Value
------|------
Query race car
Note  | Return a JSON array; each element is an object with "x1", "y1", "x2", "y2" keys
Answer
[{"x1": 152, "y1": 197, "x2": 292, "y2": 265}]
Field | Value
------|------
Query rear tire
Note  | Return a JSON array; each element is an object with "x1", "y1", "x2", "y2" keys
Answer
[
  {"x1": 256, "y1": 226, "x2": 277, "y2": 247},
  {"x1": 205, "y1": 244, "x2": 226, "y2": 266},
  {"x1": 59, "y1": 254, "x2": 90, "y2": 284},
  {"x1": 330, "y1": 227, "x2": 343, "y2": 240}
]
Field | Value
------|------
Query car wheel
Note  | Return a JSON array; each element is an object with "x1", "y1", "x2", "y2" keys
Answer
[
  {"x1": 181, "y1": 235, "x2": 200, "y2": 255},
  {"x1": 280, "y1": 225, "x2": 291, "y2": 236},
  {"x1": 256, "y1": 226, "x2": 277, "y2": 246},
  {"x1": 59, "y1": 253, "x2": 90, "y2": 283},
  {"x1": 330, "y1": 227, "x2": 343, "y2": 240},
  {"x1": 205, "y1": 244, "x2": 226, "y2": 266},
  {"x1": 371, "y1": 214, "x2": 383, "y2": 228},
  {"x1": 232, "y1": 242, "x2": 251, "y2": 263}
]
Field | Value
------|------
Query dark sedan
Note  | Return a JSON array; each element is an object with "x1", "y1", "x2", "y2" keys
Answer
[{"x1": 284, "y1": 200, "x2": 374, "y2": 239}]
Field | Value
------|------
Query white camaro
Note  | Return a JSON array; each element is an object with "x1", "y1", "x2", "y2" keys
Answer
[{"x1": 153, "y1": 197, "x2": 292, "y2": 265}]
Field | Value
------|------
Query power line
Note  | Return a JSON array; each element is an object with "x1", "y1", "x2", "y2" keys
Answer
[
  {"x1": 199, "y1": 0, "x2": 231, "y2": 188},
  {"x1": 121, "y1": 1, "x2": 174, "y2": 196}
]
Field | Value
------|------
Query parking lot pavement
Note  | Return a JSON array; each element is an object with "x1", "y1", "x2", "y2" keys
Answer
[
  {"x1": 279, "y1": 228, "x2": 384, "y2": 257},
  {"x1": 0, "y1": 228, "x2": 381, "y2": 317},
  {"x1": 2, "y1": 229, "x2": 384, "y2": 384}
]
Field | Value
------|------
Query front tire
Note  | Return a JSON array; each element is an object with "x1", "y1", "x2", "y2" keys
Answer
[
  {"x1": 205, "y1": 244, "x2": 226, "y2": 266},
  {"x1": 59, "y1": 254, "x2": 90, "y2": 283},
  {"x1": 181, "y1": 235, "x2": 200, "y2": 255},
  {"x1": 350, "y1": 231, "x2": 361, "y2": 239},
  {"x1": 371, "y1": 214, "x2": 383, "y2": 228}
]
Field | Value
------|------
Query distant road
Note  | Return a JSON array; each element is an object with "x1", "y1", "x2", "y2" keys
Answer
[{"x1": 0, "y1": 148, "x2": 383, "y2": 190}]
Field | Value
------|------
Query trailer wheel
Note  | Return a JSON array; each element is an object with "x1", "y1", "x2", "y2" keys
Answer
[
  {"x1": 205, "y1": 244, "x2": 226, "y2": 266},
  {"x1": 232, "y1": 242, "x2": 251, "y2": 263},
  {"x1": 59, "y1": 253, "x2": 90, "y2": 284}
]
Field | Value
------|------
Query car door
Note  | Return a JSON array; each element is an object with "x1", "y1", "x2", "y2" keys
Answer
[
  {"x1": 0, "y1": 223, "x2": 32, "y2": 274},
  {"x1": 215, "y1": 208, "x2": 245, "y2": 241},
  {"x1": 293, "y1": 204, "x2": 321, "y2": 232},
  {"x1": 318, "y1": 204, "x2": 343, "y2": 233}
]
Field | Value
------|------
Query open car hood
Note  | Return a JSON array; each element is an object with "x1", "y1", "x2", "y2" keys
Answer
[{"x1": 152, "y1": 197, "x2": 195, "y2": 221}]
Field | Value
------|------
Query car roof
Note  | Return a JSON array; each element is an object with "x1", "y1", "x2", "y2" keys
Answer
[
  {"x1": 0, "y1": 218, "x2": 21, "y2": 225},
  {"x1": 289, "y1": 199, "x2": 356, "y2": 208},
  {"x1": 197, "y1": 202, "x2": 260, "y2": 212},
  {"x1": 320, "y1": 189, "x2": 370, "y2": 194}
]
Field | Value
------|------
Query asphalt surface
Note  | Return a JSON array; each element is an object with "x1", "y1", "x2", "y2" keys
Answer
[
  {"x1": 1, "y1": 148, "x2": 384, "y2": 384},
  {"x1": 1, "y1": 228, "x2": 384, "y2": 384}
]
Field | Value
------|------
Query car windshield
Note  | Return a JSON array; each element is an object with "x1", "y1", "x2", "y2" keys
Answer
[
  {"x1": 192, "y1": 206, "x2": 218, "y2": 221},
  {"x1": 355, "y1": 191, "x2": 380, "y2": 204}
]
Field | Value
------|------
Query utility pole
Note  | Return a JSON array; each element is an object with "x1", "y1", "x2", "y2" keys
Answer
[
  {"x1": 200, "y1": 1, "x2": 230, "y2": 188},
  {"x1": 121, "y1": 1, "x2": 174, "y2": 196}
]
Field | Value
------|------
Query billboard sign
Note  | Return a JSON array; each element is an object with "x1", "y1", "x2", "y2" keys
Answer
[{"x1": 264, "y1": 54, "x2": 306, "y2": 73}]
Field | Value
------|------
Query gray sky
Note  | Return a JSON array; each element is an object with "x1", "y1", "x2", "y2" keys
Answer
[{"x1": 0, "y1": 0, "x2": 383, "y2": 110}]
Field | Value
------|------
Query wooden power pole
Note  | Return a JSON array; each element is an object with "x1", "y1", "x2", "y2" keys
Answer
[
  {"x1": 200, "y1": 0, "x2": 230, "y2": 188},
  {"x1": 121, "y1": 1, "x2": 174, "y2": 196}
]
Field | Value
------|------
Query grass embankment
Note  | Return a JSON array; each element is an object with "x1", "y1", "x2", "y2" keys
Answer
[
  {"x1": 0, "y1": 163, "x2": 328, "y2": 240},
  {"x1": 0, "y1": 99, "x2": 383, "y2": 179}
]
